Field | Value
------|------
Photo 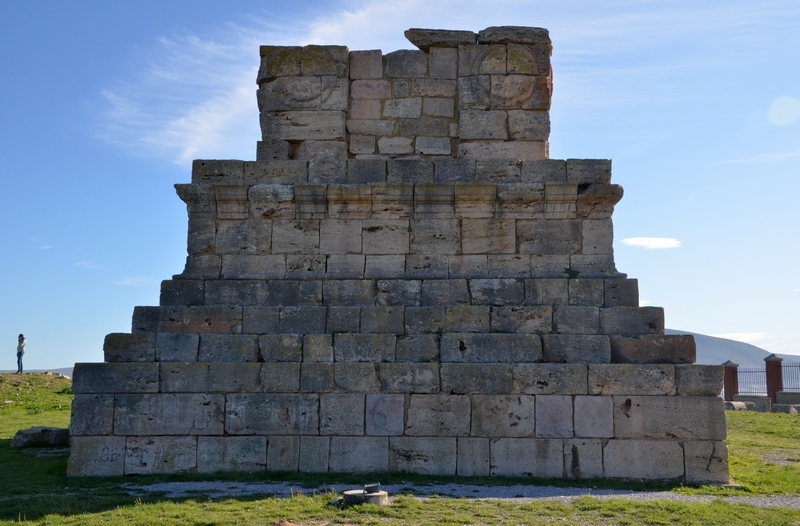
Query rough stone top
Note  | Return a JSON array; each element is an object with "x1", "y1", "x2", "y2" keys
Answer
[{"x1": 404, "y1": 27, "x2": 551, "y2": 50}]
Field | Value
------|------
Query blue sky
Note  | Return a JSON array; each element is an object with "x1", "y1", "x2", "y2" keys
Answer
[{"x1": 1, "y1": 0, "x2": 798, "y2": 370}]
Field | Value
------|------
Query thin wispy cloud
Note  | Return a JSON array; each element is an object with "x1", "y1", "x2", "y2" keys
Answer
[
  {"x1": 33, "y1": 237, "x2": 53, "y2": 250},
  {"x1": 75, "y1": 259, "x2": 106, "y2": 270},
  {"x1": 622, "y1": 237, "x2": 681, "y2": 249},
  {"x1": 112, "y1": 276, "x2": 155, "y2": 287}
]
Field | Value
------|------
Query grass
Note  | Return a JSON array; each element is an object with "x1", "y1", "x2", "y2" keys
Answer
[{"x1": 2, "y1": 372, "x2": 800, "y2": 524}]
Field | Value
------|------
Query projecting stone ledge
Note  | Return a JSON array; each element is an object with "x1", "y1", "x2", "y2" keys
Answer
[
  {"x1": 404, "y1": 29, "x2": 477, "y2": 50},
  {"x1": 478, "y1": 26, "x2": 551, "y2": 45}
]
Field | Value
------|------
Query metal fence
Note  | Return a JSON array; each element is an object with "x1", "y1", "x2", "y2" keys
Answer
[
  {"x1": 783, "y1": 363, "x2": 800, "y2": 392},
  {"x1": 724, "y1": 360, "x2": 800, "y2": 402},
  {"x1": 737, "y1": 366, "x2": 767, "y2": 396}
]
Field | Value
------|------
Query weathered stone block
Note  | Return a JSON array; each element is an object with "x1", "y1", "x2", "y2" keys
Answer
[
  {"x1": 320, "y1": 393, "x2": 365, "y2": 435},
  {"x1": 384, "y1": 49, "x2": 428, "y2": 78},
  {"x1": 125, "y1": 436, "x2": 197, "y2": 475},
  {"x1": 115, "y1": 394, "x2": 225, "y2": 435},
  {"x1": 256, "y1": 139, "x2": 291, "y2": 161},
  {"x1": 198, "y1": 436, "x2": 267, "y2": 473},
  {"x1": 513, "y1": 364, "x2": 588, "y2": 395},
  {"x1": 448, "y1": 255, "x2": 487, "y2": 278},
  {"x1": 371, "y1": 183, "x2": 413, "y2": 219},
  {"x1": 160, "y1": 280, "x2": 204, "y2": 306},
  {"x1": 421, "y1": 279, "x2": 470, "y2": 306},
  {"x1": 684, "y1": 440, "x2": 729, "y2": 483},
  {"x1": 72, "y1": 363, "x2": 158, "y2": 394},
  {"x1": 334, "y1": 333, "x2": 395, "y2": 362},
  {"x1": 329, "y1": 437, "x2": 388, "y2": 473},
  {"x1": 259, "y1": 334, "x2": 303, "y2": 362},
  {"x1": 406, "y1": 254, "x2": 449, "y2": 278},
  {"x1": 396, "y1": 335, "x2": 440, "y2": 363},
  {"x1": 260, "y1": 362, "x2": 301, "y2": 392},
  {"x1": 198, "y1": 334, "x2": 259, "y2": 362},
  {"x1": 362, "y1": 220, "x2": 409, "y2": 254},
  {"x1": 160, "y1": 362, "x2": 261, "y2": 393},
  {"x1": 491, "y1": 75, "x2": 550, "y2": 110},
  {"x1": 103, "y1": 333, "x2": 155, "y2": 363},
  {"x1": 302, "y1": 334, "x2": 333, "y2": 362},
  {"x1": 390, "y1": 437, "x2": 457, "y2": 475},
  {"x1": 589, "y1": 364, "x2": 674, "y2": 395},
  {"x1": 457, "y1": 437, "x2": 490, "y2": 476},
  {"x1": 462, "y1": 219, "x2": 515, "y2": 254},
  {"x1": 469, "y1": 279, "x2": 524, "y2": 305},
  {"x1": 440, "y1": 363, "x2": 513, "y2": 394},
  {"x1": 246, "y1": 162, "x2": 307, "y2": 186},
  {"x1": 491, "y1": 306, "x2": 552, "y2": 334},
  {"x1": 478, "y1": 26, "x2": 551, "y2": 45},
  {"x1": 566, "y1": 159, "x2": 611, "y2": 184},
  {"x1": 445, "y1": 305, "x2": 490, "y2": 332},
  {"x1": 475, "y1": 159, "x2": 521, "y2": 182},
  {"x1": 517, "y1": 219, "x2": 581, "y2": 255},
  {"x1": 604, "y1": 278, "x2": 639, "y2": 307},
  {"x1": 347, "y1": 159, "x2": 386, "y2": 183},
  {"x1": 613, "y1": 396, "x2": 726, "y2": 440},
  {"x1": 497, "y1": 183, "x2": 544, "y2": 218},
  {"x1": 67, "y1": 436, "x2": 126, "y2": 476},
  {"x1": 326, "y1": 306, "x2": 361, "y2": 333},
  {"x1": 603, "y1": 439, "x2": 684, "y2": 480},
  {"x1": 267, "y1": 435, "x2": 300, "y2": 471},
  {"x1": 405, "y1": 306, "x2": 446, "y2": 334},
  {"x1": 70, "y1": 394, "x2": 114, "y2": 435},
  {"x1": 573, "y1": 396, "x2": 613, "y2": 438},
  {"x1": 541, "y1": 335, "x2": 610, "y2": 364},
  {"x1": 568, "y1": 279, "x2": 605, "y2": 306},
  {"x1": 349, "y1": 50, "x2": 383, "y2": 79},
  {"x1": 324, "y1": 280, "x2": 377, "y2": 306},
  {"x1": 406, "y1": 394, "x2": 471, "y2": 436},
  {"x1": 472, "y1": 395, "x2": 536, "y2": 437},
  {"x1": 442, "y1": 333, "x2": 542, "y2": 363},
  {"x1": 414, "y1": 184, "x2": 455, "y2": 218},
  {"x1": 366, "y1": 394, "x2": 405, "y2": 436},
  {"x1": 600, "y1": 307, "x2": 664, "y2": 336},
  {"x1": 280, "y1": 306, "x2": 327, "y2": 333},
  {"x1": 205, "y1": 280, "x2": 268, "y2": 306},
  {"x1": 242, "y1": 306, "x2": 281, "y2": 334},
  {"x1": 300, "y1": 45, "x2": 348, "y2": 77},
  {"x1": 334, "y1": 363, "x2": 379, "y2": 392},
  {"x1": 301, "y1": 363, "x2": 334, "y2": 392},
  {"x1": 434, "y1": 158, "x2": 476, "y2": 182},
  {"x1": 220, "y1": 255, "x2": 285, "y2": 279},
  {"x1": 265, "y1": 280, "x2": 322, "y2": 306},
  {"x1": 490, "y1": 438, "x2": 563, "y2": 477},
  {"x1": 410, "y1": 219, "x2": 460, "y2": 254},
  {"x1": 460, "y1": 110, "x2": 507, "y2": 140},
  {"x1": 610, "y1": 335, "x2": 696, "y2": 364},
  {"x1": 226, "y1": 394, "x2": 319, "y2": 435},
  {"x1": 186, "y1": 218, "x2": 215, "y2": 255},
  {"x1": 378, "y1": 364, "x2": 440, "y2": 393},
  {"x1": 429, "y1": 46, "x2": 459, "y2": 78},
  {"x1": 261, "y1": 111, "x2": 345, "y2": 141},
  {"x1": 552, "y1": 306, "x2": 600, "y2": 334},
  {"x1": 272, "y1": 220, "x2": 320, "y2": 254},
  {"x1": 675, "y1": 365, "x2": 723, "y2": 396},
  {"x1": 564, "y1": 438, "x2": 603, "y2": 479},
  {"x1": 318, "y1": 220, "x2": 362, "y2": 255},
  {"x1": 326, "y1": 254, "x2": 365, "y2": 279},
  {"x1": 536, "y1": 395, "x2": 573, "y2": 438},
  {"x1": 299, "y1": 436, "x2": 330, "y2": 473},
  {"x1": 529, "y1": 255, "x2": 571, "y2": 278},
  {"x1": 508, "y1": 110, "x2": 549, "y2": 140},
  {"x1": 525, "y1": 279, "x2": 569, "y2": 306},
  {"x1": 192, "y1": 160, "x2": 245, "y2": 184}
]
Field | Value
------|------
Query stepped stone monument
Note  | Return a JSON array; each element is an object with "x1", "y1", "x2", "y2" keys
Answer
[{"x1": 67, "y1": 26, "x2": 728, "y2": 482}]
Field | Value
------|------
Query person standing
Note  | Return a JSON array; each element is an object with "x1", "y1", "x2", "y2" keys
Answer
[{"x1": 16, "y1": 334, "x2": 26, "y2": 374}]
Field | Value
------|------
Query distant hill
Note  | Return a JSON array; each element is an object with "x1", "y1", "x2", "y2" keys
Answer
[{"x1": 667, "y1": 329, "x2": 800, "y2": 366}]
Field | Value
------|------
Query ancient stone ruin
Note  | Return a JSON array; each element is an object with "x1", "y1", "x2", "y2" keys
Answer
[{"x1": 68, "y1": 26, "x2": 728, "y2": 482}]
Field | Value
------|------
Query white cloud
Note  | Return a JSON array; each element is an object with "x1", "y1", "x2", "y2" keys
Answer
[
  {"x1": 621, "y1": 237, "x2": 681, "y2": 249},
  {"x1": 712, "y1": 332, "x2": 769, "y2": 344},
  {"x1": 112, "y1": 276, "x2": 155, "y2": 287},
  {"x1": 768, "y1": 96, "x2": 800, "y2": 126},
  {"x1": 33, "y1": 237, "x2": 53, "y2": 250}
]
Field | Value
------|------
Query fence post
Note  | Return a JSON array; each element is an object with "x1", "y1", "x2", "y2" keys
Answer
[
  {"x1": 722, "y1": 360, "x2": 739, "y2": 401},
  {"x1": 765, "y1": 354, "x2": 783, "y2": 405}
]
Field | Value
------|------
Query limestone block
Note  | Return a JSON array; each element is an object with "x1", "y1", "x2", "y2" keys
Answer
[
  {"x1": 407, "y1": 254, "x2": 449, "y2": 278},
  {"x1": 192, "y1": 160, "x2": 245, "y2": 184},
  {"x1": 406, "y1": 394, "x2": 471, "y2": 436},
  {"x1": 508, "y1": 110, "x2": 549, "y2": 140},
  {"x1": 541, "y1": 334, "x2": 610, "y2": 364},
  {"x1": 460, "y1": 110, "x2": 508, "y2": 140},
  {"x1": 328, "y1": 185, "x2": 372, "y2": 219},
  {"x1": 487, "y1": 255, "x2": 531, "y2": 278},
  {"x1": 404, "y1": 28, "x2": 476, "y2": 50},
  {"x1": 103, "y1": 333, "x2": 155, "y2": 363},
  {"x1": 198, "y1": 334, "x2": 259, "y2": 362},
  {"x1": 536, "y1": 395, "x2": 573, "y2": 438},
  {"x1": 160, "y1": 279, "x2": 204, "y2": 306},
  {"x1": 256, "y1": 139, "x2": 291, "y2": 161},
  {"x1": 613, "y1": 396, "x2": 727, "y2": 440},
  {"x1": 573, "y1": 396, "x2": 614, "y2": 438},
  {"x1": 588, "y1": 364, "x2": 674, "y2": 395},
  {"x1": 441, "y1": 333, "x2": 542, "y2": 363},
  {"x1": 564, "y1": 438, "x2": 603, "y2": 479},
  {"x1": 366, "y1": 394, "x2": 405, "y2": 436},
  {"x1": 445, "y1": 305, "x2": 490, "y2": 332},
  {"x1": 329, "y1": 437, "x2": 388, "y2": 473},
  {"x1": 67, "y1": 436, "x2": 126, "y2": 476},
  {"x1": 295, "y1": 141, "x2": 348, "y2": 163},
  {"x1": 219, "y1": 254, "x2": 284, "y2": 280},
  {"x1": 472, "y1": 394, "x2": 536, "y2": 437},
  {"x1": 300, "y1": 45, "x2": 348, "y2": 77},
  {"x1": 497, "y1": 183, "x2": 544, "y2": 218},
  {"x1": 187, "y1": 218, "x2": 215, "y2": 255},
  {"x1": 260, "y1": 363, "x2": 302, "y2": 392},
  {"x1": 299, "y1": 436, "x2": 330, "y2": 473},
  {"x1": 603, "y1": 439, "x2": 684, "y2": 480},
  {"x1": 176, "y1": 183, "x2": 216, "y2": 219},
  {"x1": 507, "y1": 43, "x2": 551, "y2": 76},
  {"x1": 569, "y1": 254, "x2": 617, "y2": 276},
  {"x1": 378, "y1": 363, "x2": 440, "y2": 393},
  {"x1": 517, "y1": 219, "x2": 581, "y2": 255},
  {"x1": 327, "y1": 306, "x2": 361, "y2": 333},
  {"x1": 271, "y1": 219, "x2": 319, "y2": 254},
  {"x1": 258, "y1": 45, "x2": 301, "y2": 81},
  {"x1": 458, "y1": 75, "x2": 491, "y2": 109},
  {"x1": 434, "y1": 158, "x2": 476, "y2": 182},
  {"x1": 258, "y1": 77, "x2": 322, "y2": 111},
  {"x1": 72, "y1": 363, "x2": 158, "y2": 394},
  {"x1": 390, "y1": 437, "x2": 457, "y2": 475},
  {"x1": 566, "y1": 159, "x2": 612, "y2": 184},
  {"x1": 513, "y1": 363, "x2": 587, "y2": 395},
  {"x1": 521, "y1": 159, "x2": 566, "y2": 183},
  {"x1": 604, "y1": 278, "x2": 639, "y2": 308},
  {"x1": 600, "y1": 307, "x2": 664, "y2": 336},
  {"x1": 346, "y1": 159, "x2": 386, "y2": 184},
  {"x1": 396, "y1": 335, "x2": 440, "y2": 363},
  {"x1": 265, "y1": 280, "x2": 322, "y2": 306},
  {"x1": 526, "y1": 279, "x2": 569, "y2": 306},
  {"x1": 386, "y1": 160, "x2": 432, "y2": 184},
  {"x1": 158, "y1": 305, "x2": 243, "y2": 334},
  {"x1": 371, "y1": 183, "x2": 413, "y2": 219},
  {"x1": 205, "y1": 280, "x2": 268, "y2": 306},
  {"x1": 267, "y1": 435, "x2": 300, "y2": 471},
  {"x1": 318, "y1": 219, "x2": 362, "y2": 255},
  {"x1": 733, "y1": 395, "x2": 771, "y2": 412},
  {"x1": 346, "y1": 119, "x2": 396, "y2": 136},
  {"x1": 414, "y1": 184, "x2": 455, "y2": 218},
  {"x1": 303, "y1": 334, "x2": 333, "y2": 362},
  {"x1": 225, "y1": 394, "x2": 319, "y2": 435},
  {"x1": 478, "y1": 26, "x2": 551, "y2": 45},
  {"x1": 295, "y1": 183, "x2": 328, "y2": 218},
  {"x1": 456, "y1": 437, "x2": 490, "y2": 476},
  {"x1": 568, "y1": 279, "x2": 604, "y2": 306},
  {"x1": 475, "y1": 159, "x2": 521, "y2": 182},
  {"x1": 440, "y1": 363, "x2": 513, "y2": 394},
  {"x1": 684, "y1": 440, "x2": 729, "y2": 483},
  {"x1": 248, "y1": 184, "x2": 296, "y2": 219},
  {"x1": 491, "y1": 306, "x2": 552, "y2": 334},
  {"x1": 383, "y1": 98, "x2": 422, "y2": 119},
  {"x1": 320, "y1": 393, "x2": 365, "y2": 435},
  {"x1": 286, "y1": 255, "x2": 327, "y2": 278},
  {"x1": 215, "y1": 220, "x2": 272, "y2": 255},
  {"x1": 384, "y1": 49, "x2": 428, "y2": 78},
  {"x1": 469, "y1": 278, "x2": 524, "y2": 305},
  {"x1": 462, "y1": 219, "x2": 515, "y2": 254},
  {"x1": 454, "y1": 184, "x2": 495, "y2": 218},
  {"x1": 610, "y1": 334, "x2": 696, "y2": 365},
  {"x1": 404, "y1": 306, "x2": 446, "y2": 333},
  {"x1": 70, "y1": 394, "x2": 114, "y2": 435},
  {"x1": 582, "y1": 219, "x2": 613, "y2": 255},
  {"x1": 459, "y1": 44, "x2": 506, "y2": 75},
  {"x1": 421, "y1": 279, "x2": 470, "y2": 306},
  {"x1": 349, "y1": 50, "x2": 383, "y2": 79},
  {"x1": 124, "y1": 436, "x2": 197, "y2": 475},
  {"x1": 459, "y1": 141, "x2": 549, "y2": 162},
  {"x1": 552, "y1": 306, "x2": 600, "y2": 335},
  {"x1": 160, "y1": 362, "x2": 262, "y2": 393},
  {"x1": 362, "y1": 220, "x2": 410, "y2": 255},
  {"x1": 115, "y1": 394, "x2": 225, "y2": 435},
  {"x1": 259, "y1": 334, "x2": 303, "y2": 362},
  {"x1": 323, "y1": 280, "x2": 377, "y2": 306},
  {"x1": 326, "y1": 255, "x2": 365, "y2": 279},
  {"x1": 410, "y1": 219, "x2": 461, "y2": 254},
  {"x1": 132, "y1": 306, "x2": 160, "y2": 333},
  {"x1": 334, "y1": 363, "x2": 380, "y2": 392},
  {"x1": 198, "y1": 436, "x2": 267, "y2": 473},
  {"x1": 491, "y1": 75, "x2": 551, "y2": 110},
  {"x1": 350, "y1": 134, "x2": 377, "y2": 156},
  {"x1": 449, "y1": 255, "x2": 488, "y2": 278},
  {"x1": 334, "y1": 333, "x2": 395, "y2": 362},
  {"x1": 261, "y1": 111, "x2": 345, "y2": 141},
  {"x1": 422, "y1": 98, "x2": 455, "y2": 118},
  {"x1": 361, "y1": 306, "x2": 405, "y2": 334},
  {"x1": 576, "y1": 183, "x2": 623, "y2": 219},
  {"x1": 490, "y1": 438, "x2": 563, "y2": 477},
  {"x1": 675, "y1": 365, "x2": 723, "y2": 396},
  {"x1": 377, "y1": 279, "x2": 421, "y2": 306},
  {"x1": 416, "y1": 136, "x2": 452, "y2": 155},
  {"x1": 301, "y1": 363, "x2": 334, "y2": 392}
]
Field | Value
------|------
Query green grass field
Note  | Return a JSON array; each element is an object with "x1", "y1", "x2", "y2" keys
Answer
[{"x1": 2, "y1": 372, "x2": 800, "y2": 525}]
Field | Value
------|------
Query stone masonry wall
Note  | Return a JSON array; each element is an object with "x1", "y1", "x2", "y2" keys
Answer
[{"x1": 68, "y1": 27, "x2": 728, "y2": 483}]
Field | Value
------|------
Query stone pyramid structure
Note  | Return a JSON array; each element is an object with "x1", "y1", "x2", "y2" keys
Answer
[{"x1": 68, "y1": 26, "x2": 728, "y2": 482}]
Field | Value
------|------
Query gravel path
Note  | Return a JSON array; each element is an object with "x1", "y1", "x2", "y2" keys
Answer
[{"x1": 122, "y1": 481, "x2": 800, "y2": 510}]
